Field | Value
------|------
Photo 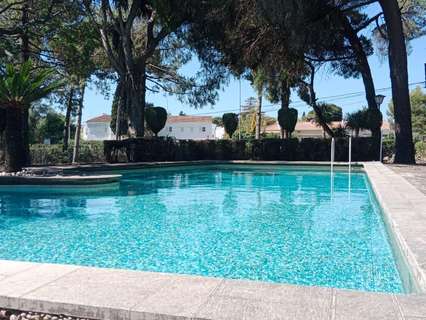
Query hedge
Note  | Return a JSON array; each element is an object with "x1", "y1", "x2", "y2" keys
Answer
[
  {"x1": 104, "y1": 137, "x2": 386, "y2": 163},
  {"x1": 30, "y1": 141, "x2": 105, "y2": 165},
  {"x1": 416, "y1": 141, "x2": 426, "y2": 161}
]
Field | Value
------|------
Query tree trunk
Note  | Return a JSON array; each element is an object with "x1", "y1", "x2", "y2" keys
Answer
[
  {"x1": 4, "y1": 108, "x2": 25, "y2": 172},
  {"x1": 340, "y1": 13, "x2": 379, "y2": 113},
  {"x1": 63, "y1": 87, "x2": 74, "y2": 151},
  {"x1": 306, "y1": 68, "x2": 335, "y2": 138},
  {"x1": 21, "y1": 0, "x2": 31, "y2": 166},
  {"x1": 0, "y1": 109, "x2": 6, "y2": 168},
  {"x1": 340, "y1": 12, "x2": 381, "y2": 155},
  {"x1": 255, "y1": 95, "x2": 262, "y2": 140},
  {"x1": 281, "y1": 82, "x2": 291, "y2": 139},
  {"x1": 128, "y1": 68, "x2": 145, "y2": 137},
  {"x1": 72, "y1": 83, "x2": 85, "y2": 164},
  {"x1": 379, "y1": 0, "x2": 415, "y2": 164}
]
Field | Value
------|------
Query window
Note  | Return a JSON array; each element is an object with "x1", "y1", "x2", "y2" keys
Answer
[
  {"x1": 169, "y1": 127, "x2": 172, "y2": 132},
  {"x1": 202, "y1": 127, "x2": 206, "y2": 132},
  {"x1": 190, "y1": 127, "x2": 194, "y2": 132},
  {"x1": 181, "y1": 127, "x2": 184, "y2": 132}
]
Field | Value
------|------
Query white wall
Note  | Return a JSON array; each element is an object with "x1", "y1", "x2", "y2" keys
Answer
[
  {"x1": 158, "y1": 121, "x2": 214, "y2": 140},
  {"x1": 83, "y1": 122, "x2": 115, "y2": 141}
]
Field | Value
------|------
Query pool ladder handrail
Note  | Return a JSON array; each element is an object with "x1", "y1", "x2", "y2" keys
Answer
[
  {"x1": 348, "y1": 136, "x2": 352, "y2": 174},
  {"x1": 330, "y1": 137, "x2": 335, "y2": 173}
]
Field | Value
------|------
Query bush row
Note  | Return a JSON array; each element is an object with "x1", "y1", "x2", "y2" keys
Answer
[
  {"x1": 30, "y1": 141, "x2": 105, "y2": 165},
  {"x1": 104, "y1": 137, "x2": 385, "y2": 163},
  {"x1": 416, "y1": 141, "x2": 426, "y2": 161}
]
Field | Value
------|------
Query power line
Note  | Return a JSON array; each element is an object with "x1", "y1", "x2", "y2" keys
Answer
[{"x1": 186, "y1": 80, "x2": 426, "y2": 116}]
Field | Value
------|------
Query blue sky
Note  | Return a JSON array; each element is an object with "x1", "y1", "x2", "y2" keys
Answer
[{"x1": 82, "y1": 34, "x2": 426, "y2": 122}]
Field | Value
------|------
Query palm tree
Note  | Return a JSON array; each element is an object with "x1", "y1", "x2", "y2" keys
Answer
[
  {"x1": 346, "y1": 109, "x2": 368, "y2": 138},
  {"x1": 0, "y1": 61, "x2": 63, "y2": 172}
]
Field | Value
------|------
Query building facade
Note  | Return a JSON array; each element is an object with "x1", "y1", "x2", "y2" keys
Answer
[
  {"x1": 158, "y1": 116, "x2": 216, "y2": 140},
  {"x1": 82, "y1": 114, "x2": 115, "y2": 141}
]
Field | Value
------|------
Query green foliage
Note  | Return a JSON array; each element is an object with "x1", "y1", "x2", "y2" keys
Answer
[
  {"x1": 212, "y1": 117, "x2": 223, "y2": 127},
  {"x1": 365, "y1": 107, "x2": 383, "y2": 131},
  {"x1": 278, "y1": 107, "x2": 298, "y2": 136},
  {"x1": 30, "y1": 141, "x2": 105, "y2": 165},
  {"x1": 306, "y1": 103, "x2": 343, "y2": 123},
  {"x1": 346, "y1": 107, "x2": 383, "y2": 134},
  {"x1": 104, "y1": 137, "x2": 385, "y2": 163},
  {"x1": 222, "y1": 113, "x2": 239, "y2": 138},
  {"x1": 36, "y1": 111, "x2": 65, "y2": 144},
  {"x1": 388, "y1": 86, "x2": 426, "y2": 136},
  {"x1": 346, "y1": 109, "x2": 368, "y2": 136},
  {"x1": 416, "y1": 140, "x2": 426, "y2": 160},
  {"x1": 0, "y1": 61, "x2": 63, "y2": 109},
  {"x1": 145, "y1": 106, "x2": 168, "y2": 136}
]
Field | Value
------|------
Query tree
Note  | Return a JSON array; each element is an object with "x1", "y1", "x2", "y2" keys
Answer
[
  {"x1": 388, "y1": 86, "x2": 426, "y2": 137},
  {"x1": 222, "y1": 113, "x2": 239, "y2": 138},
  {"x1": 48, "y1": 15, "x2": 101, "y2": 164},
  {"x1": 306, "y1": 103, "x2": 343, "y2": 124},
  {"x1": 36, "y1": 111, "x2": 65, "y2": 144},
  {"x1": 0, "y1": 61, "x2": 63, "y2": 172},
  {"x1": 1, "y1": 0, "x2": 82, "y2": 164},
  {"x1": 378, "y1": 0, "x2": 416, "y2": 163},
  {"x1": 345, "y1": 107, "x2": 382, "y2": 138},
  {"x1": 278, "y1": 108, "x2": 298, "y2": 138},
  {"x1": 145, "y1": 106, "x2": 168, "y2": 137},
  {"x1": 346, "y1": 109, "x2": 368, "y2": 137},
  {"x1": 212, "y1": 117, "x2": 223, "y2": 127},
  {"x1": 84, "y1": 0, "x2": 223, "y2": 138}
]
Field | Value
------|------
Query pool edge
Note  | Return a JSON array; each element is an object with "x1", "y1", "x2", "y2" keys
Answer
[
  {"x1": 0, "y1": 161, "x2": 426, "y2": 319},
  {"x1": 363, "y1": 162, "x2": 426, "y2": 293}
]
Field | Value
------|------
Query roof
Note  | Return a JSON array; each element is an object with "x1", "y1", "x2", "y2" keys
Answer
[
  {"x1": 265, "y1": 121, "x2": 325, "y2": 133},
  {"x1": 86, "y1": 114, "x2": 112, "y2": 123},
  {"x1": 265, "y1": 120, "x2": 391, "y2": 133},
  {"x1": 166, "y1": 116, "x2": 212, "y2": 124}
]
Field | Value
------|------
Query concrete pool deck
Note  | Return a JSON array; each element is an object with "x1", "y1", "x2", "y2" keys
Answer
[{"x1": 1, "y1": 161, "x2": 426, "y2": 319}]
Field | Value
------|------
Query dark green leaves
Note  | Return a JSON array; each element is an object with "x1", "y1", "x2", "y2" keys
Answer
[
  {"x1": 145, "y1": 106, "x2": 168, "y2": 136},
  {"x1": 222, "y1": 112, "x2": 238, "y2": 138},
  {"x1": 0, "y1": 61, "x2": 64, "y2": 109}
]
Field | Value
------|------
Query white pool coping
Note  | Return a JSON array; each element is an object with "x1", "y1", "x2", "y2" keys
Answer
[{"x1": 0, "y1": 161, "x2": 426, "y2": 319}]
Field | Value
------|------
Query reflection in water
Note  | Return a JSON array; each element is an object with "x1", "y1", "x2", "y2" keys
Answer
[{"x1": 0, "y1": 166, "x2": 403, "y2": 293}]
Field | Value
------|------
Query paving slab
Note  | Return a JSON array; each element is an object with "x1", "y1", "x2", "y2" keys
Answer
[
  {"x1": 0, "y1": 260, "x2": 36, "y2": 278},
  {"x1": 0, "y1": 263, "x2": 78, "y2": 298},
  {"x1": 396, "y1": 294, "x2": 426, "y2": 318},
  {"x1": 21, "y1": 267, "x2": 176, "y2": 320},
  {"x1": 333, "y1": 290, "x2": 402, "y2": 320},
  {"x1": 387, "y1": 165, "x2": 426, "y2": 195},
  {"x1": 130, "y1": 275, "x2": 223, "y2": 319}
]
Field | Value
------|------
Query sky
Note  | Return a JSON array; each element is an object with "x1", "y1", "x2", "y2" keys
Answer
[{"x1": 82, "y1": 31, "x2": 426, "y2": 123}]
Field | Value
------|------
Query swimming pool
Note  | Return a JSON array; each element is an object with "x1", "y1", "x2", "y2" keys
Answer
[{"x1": 0, "y1": 165, "x2": 404, "y2": 293}]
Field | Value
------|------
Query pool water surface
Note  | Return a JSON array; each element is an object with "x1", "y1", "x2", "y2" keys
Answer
[{"x1": 0, "y1": 165, "x2": 404, "y2": 293}]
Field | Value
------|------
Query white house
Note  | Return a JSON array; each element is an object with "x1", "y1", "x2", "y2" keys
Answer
[
  {"x1": 82, "y1": 114, "x2": 115, "y2": 141},
  {"x1": 158, "y1": 116, "x2": 216, "y2": 140}
]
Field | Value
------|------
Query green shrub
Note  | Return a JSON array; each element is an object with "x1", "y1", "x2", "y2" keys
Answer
[
  {"x1": 382, "y1": 136, "x2": 395, "y2": 160},
  {"x1": 222, "y1": 113, "x2": 238, "y2": 138},
  {"x1": 278, "y1": 108, "x2": 298, "y2": 137},
  {"x1": 30, "y1": 141, "x2": 105, "y2": 165},
  {"x1": 145, "y1": 106, "x2": 167, "y2": 136},
  {"x1": 104, "y1": 137, "x2": 382, "y2": 163},
  {"x1": 416, "y1": 141, "x2": 426, "y2": 161},
  {"x1": 365, "y1": 108, "x2": 383, "y2": 131}
]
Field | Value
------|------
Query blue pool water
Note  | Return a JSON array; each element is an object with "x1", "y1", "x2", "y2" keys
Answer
[{"x1": 0, "y1": 165, "x2": 403, "y2": 292}]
